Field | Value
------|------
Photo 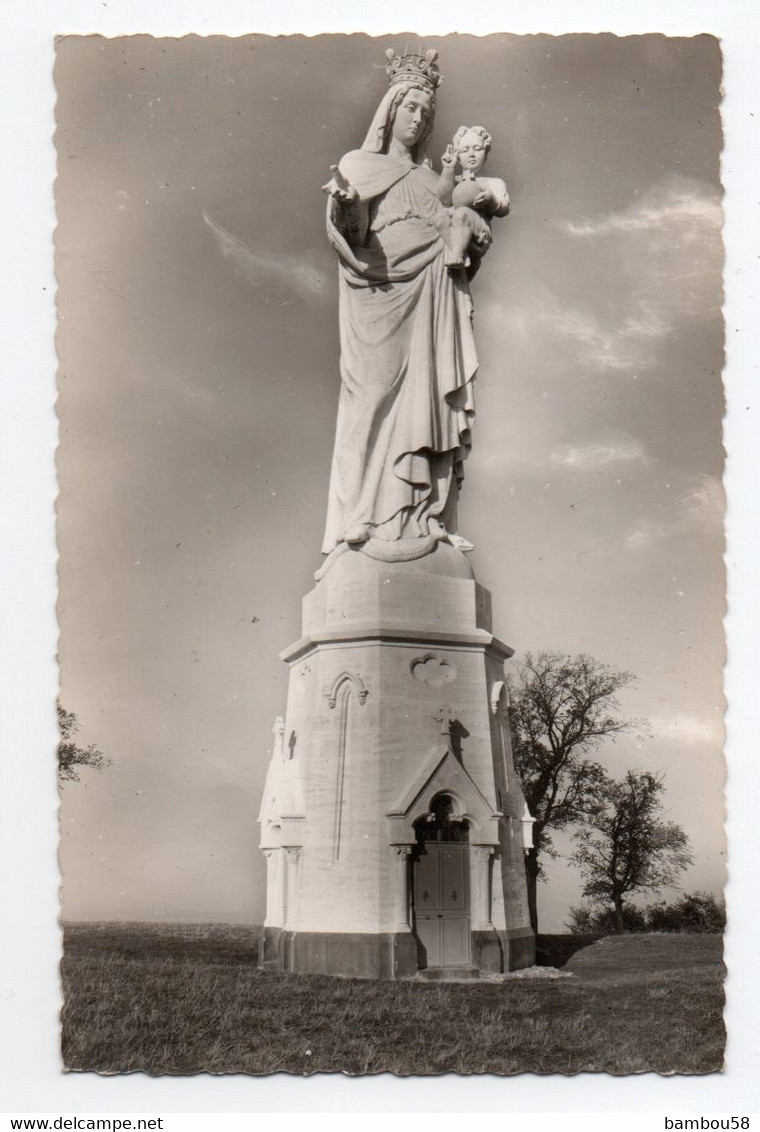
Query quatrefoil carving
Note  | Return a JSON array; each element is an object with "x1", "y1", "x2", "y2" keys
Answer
[{"x1": 411, "y1": 655, "x2": 457, "y2": 689}]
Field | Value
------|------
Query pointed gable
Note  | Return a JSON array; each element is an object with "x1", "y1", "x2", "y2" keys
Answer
[{"x1": 386, "y1": 743, "x2": 501, "y2": 846}]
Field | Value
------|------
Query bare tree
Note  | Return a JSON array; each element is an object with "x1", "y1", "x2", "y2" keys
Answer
[
  {"x1": 58, "y1": 702, "x2": 109, "y2": 783},
  {"x1": 508, "y1": 651, "x2": 640, "y2": 932},
  {"x1": 571, "y1": 769, "x2": 693, "y2": 933}
]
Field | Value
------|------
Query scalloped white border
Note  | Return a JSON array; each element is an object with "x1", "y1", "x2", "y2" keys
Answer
[{"x1": 1, "y1": 0, "x2": 757, "y2": 1116}]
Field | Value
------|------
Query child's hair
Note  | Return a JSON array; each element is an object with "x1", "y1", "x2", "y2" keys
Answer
[{"x1": 453, "y1": 125, "x2": 492, "y2": 153}]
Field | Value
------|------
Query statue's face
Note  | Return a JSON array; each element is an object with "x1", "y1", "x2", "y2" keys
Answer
[
  {"x1": 456, "y1": 130, "x2": 488, "y2": 174},
  {"x1": 391, "y1": 88, "x2": 433, "y2": 150}
]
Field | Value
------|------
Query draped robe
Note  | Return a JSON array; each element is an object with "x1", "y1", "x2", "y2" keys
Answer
[{"x1": 321, "y1": 148, "x2": 481, "y2": 554}]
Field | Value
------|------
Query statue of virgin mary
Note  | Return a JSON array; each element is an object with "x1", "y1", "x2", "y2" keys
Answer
[{"x1": 321, "y1": 50, "x2": 492, "y2": 562}]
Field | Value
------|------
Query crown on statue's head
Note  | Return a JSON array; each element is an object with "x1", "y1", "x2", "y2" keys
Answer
[{"x1": 384, "y1": 48, "x2": 441, "y2": 93}]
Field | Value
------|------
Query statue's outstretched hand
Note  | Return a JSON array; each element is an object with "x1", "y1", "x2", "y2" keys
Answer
[{"x1": 322, "y1": 164, "x2": 358, "y2": 203}]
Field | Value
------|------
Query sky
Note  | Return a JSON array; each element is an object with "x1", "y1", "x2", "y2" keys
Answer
[{"x1": 55, "y1": 32, "x2": 725, "y2": 932}]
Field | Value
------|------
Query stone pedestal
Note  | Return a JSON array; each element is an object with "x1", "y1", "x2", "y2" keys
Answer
[{"x1": 258, "y1": 541, "x2": 534, "y2": 978}]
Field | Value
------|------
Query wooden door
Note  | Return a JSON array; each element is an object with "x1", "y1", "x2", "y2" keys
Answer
[{"x1": 413, "y1": 843, "x2": 471, "y2": 967}]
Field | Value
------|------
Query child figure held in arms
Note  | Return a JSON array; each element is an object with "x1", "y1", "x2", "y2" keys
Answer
[{"x1": 437, "y1": 125, "x2": 510, "y2": 269}]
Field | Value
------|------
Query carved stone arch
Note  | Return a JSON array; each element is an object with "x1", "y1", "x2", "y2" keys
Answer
[
  {"x1": 413, "y1": 791, "x2": 471, "y2": 845},
  {"x1": 490, "y1": 679, "x2": 509, "y2": 717},
  {"x1": 420, "y1": 787, "x2": 468, "y2": 825},
  {"x1": 326, "y1": 671, "x2": 369, "y2": 709},
  {"x1": 490, "y1": 679, "x2": 513, "y2": 796}
]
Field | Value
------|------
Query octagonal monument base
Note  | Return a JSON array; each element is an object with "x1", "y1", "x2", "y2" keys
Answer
[{"x1": 258, "y1": 541, "x2": 535, "y2": 979}]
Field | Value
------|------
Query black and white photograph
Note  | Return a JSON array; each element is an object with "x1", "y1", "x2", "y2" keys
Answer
[{"x1": 51, "y1": 30, "x2": 730, "y2": 1080}]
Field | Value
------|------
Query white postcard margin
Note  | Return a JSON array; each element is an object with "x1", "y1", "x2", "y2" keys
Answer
[{"x1": 0, "y1": 0, "x2": 758, "y2": 1116}]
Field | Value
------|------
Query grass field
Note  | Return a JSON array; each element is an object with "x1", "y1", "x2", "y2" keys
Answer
[{"x1": 61, "y1": 922, "x2": 725, "y2": 1076}]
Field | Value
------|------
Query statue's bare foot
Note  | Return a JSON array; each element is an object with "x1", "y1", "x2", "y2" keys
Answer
[
  {"x1": 447, "y1": 532, "x2": 475, "y2": 552},
  {"x1": 344, "y1": 523, "x2": 371, "y2": 545}
]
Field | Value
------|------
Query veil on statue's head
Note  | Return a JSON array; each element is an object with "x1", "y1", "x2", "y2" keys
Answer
[{"x1": 360, "y1": 80, "x2": 436, "y2": 166}]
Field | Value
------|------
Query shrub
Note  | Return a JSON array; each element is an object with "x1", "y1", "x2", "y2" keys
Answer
[
  {"x1": 646, "y1": 892, "x2": 726, "y2": 934},
  {"x1": 566, "y1": 891, "x2": 725, "y2": 935},
  {"x1": 566, "y1": 904, "x2": 647, "y2": 935}
]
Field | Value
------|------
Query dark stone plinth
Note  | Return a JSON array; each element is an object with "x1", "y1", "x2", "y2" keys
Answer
[
  {"x1": 273, "y1": 930, "x2": 418, "y2": 979},
  {"x1": 503, "y1": 926, "x2": 536, "y2": 970},
  {"x1": 472, "y1": 928, "x2": 505, "y2": 973},
  {"x1": 259, "y1": 926, "x2": 283, "y2": 967},
  {"x1": 261, "y1": 926, "x2": 534, "y2": 978}
]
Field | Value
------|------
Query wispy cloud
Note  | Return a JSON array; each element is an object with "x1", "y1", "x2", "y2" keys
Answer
[
  {"x1": 679, "y1": 475, "x2": 726, "y2": 528},
  {"x1": 551, "y1": 432, "x2": 648, "y2": 471},
  {"x1": 562, "y1": 177, "x2": 722, "y2": 241},
  {"x1": 625, "y1": 473, "x2": 725, "y2": 550},
  {"x1": 203, "y1": 211, "x2": 329, "y2": 302},
  {"x1": 650, "y1": 712, "x2": 724, "y2": 747},
  {"x1": 545, "y1": 176, "x2": 724, "y2": 375},
  {"x1": 538, "y1": 300, "x2": 669, "y2": 372},
  {"x1": 564, "y1": 196, "x2": 721, "y2": 240}
]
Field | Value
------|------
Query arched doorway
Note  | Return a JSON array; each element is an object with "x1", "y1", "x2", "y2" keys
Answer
[{"x1": 412, "y1": 794, "x2": 471, "y2": 968}]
